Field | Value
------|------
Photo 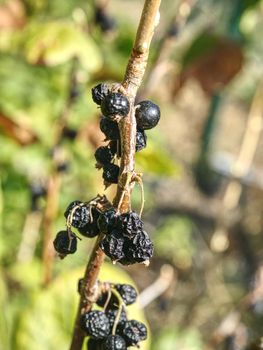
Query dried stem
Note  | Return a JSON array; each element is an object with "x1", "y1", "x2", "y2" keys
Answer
[{"x1": 69, "y1": 1, "x2": 161, "y2": 349}]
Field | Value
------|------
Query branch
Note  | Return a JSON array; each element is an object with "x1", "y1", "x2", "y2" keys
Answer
[{"x1": 69, "y1": 1, "x2": 161, "y2": 349}]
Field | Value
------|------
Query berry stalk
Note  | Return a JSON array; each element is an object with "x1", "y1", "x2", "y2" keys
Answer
[{"x1": 69, "y1": 1, "x2": 161, "y2": 349}]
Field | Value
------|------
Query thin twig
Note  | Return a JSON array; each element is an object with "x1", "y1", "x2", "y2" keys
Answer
[{"x1": 69, "y1": 1, "x2": 161, "y2": 349}]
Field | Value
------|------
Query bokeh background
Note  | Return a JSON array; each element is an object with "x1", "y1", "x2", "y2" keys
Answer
[{"x1": 0, "y1": 0, "x2": 263, "y2": 349}]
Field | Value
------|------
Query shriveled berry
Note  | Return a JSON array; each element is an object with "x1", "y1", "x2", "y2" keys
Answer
[
  {"x1": 87, "y1": 338, "x2": 103, "y2": 350},
  {"x1": 116, "y1": 211, "x2": 143, "y2": 238},
  {"x1": 78, "y1": 206, "x2": 101, "y2": 238},
  {"x1": 92, "y1": 83, "x2": 109, "y2": 105},
  {"x1": 53, "y1": 231, "x2": 77, "y2": 255},
  {"x1": 101, "y1": 93, "x2": 130, "y2": 119},
  {"x1": 106, "y1": 307, "x2": 127, "y2": 330},
  {"x1": 100, "y1": 230, "x2": 125, "y2": 261},
  {"x1": 62, "y1": 127, "x2": 78, "y2": 140},
  {"x1": 56, "y1": 161, "x2": 70, "y2": 173},
  {"x1": 95, "y1": 7, "x2": 116, "y2": 33},
  {"x1": 135, "y1": 100, "x2": 160, "y2": 130},
  {"x1": 97, "y1": 208, "x2": 117, "y2": 234},
  {"x1": 103, "y1": 164, "x2": 120, "y2": 184},
  {"x1": 114, "y1": 284, "x2": 137, "y2": 305},
  {"x1": 104, "y1": 335, "x2": 127, "y2": 350},
  {"x1": 69, "y1": 86, "x2": 80, "y2": 101},
  {"x1": 95, "y1": 146, "x2": 114, "y2": 166},
  {"x1": 121, "y1": 320, "x2": 147, "y2": 346},
  {"x1": 80, "y1": 310, "x2": 110, "y2": 339},
  {"x1": 127, "y1": 230, "x2": 154, "y2": 263},
  {"x1": 136, "y1": 130, "x2": 147, "y2": 152},
  {"x1": 64, "y1": 200, "x2": 89, "y2": 229},
  {"x1": 100, "y1": 117, "x2": 120, "y2": 141}
]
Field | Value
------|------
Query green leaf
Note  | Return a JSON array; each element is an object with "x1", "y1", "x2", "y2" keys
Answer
[{"x1": 22, "y1": 21, "x2": 102, "y2": 72}]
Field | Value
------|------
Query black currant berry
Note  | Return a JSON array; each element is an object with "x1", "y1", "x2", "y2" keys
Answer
[
  {"x1": 136, "y1": 130, "x2": 147, "y2": 152},
  {"x1": 92, "y1": 83, "x2": 109, "y2": 105},
  {"x1": 87, "y1": 338, "x2": 103, "y2": 350},
  {"x1": 78, "y1": 206, "x2": 101, "y2": 238},
  {"x1": 80, "y1": 310, "x2": 110, "y2": 339},
  {"x1": 95, "y1": 7, "x2": 116, "y2": 33},
  {"x1": 116, "y1": 211, "x2": 143, "y2": 238},
  {"x1": 114, "y1": 284, "x2": 137, "y2": 305},
  {"x1": 103, "y1": 164, "x2": 120, "y2": 184},
  {"x1": 100, "y1": 230, "x2": 125, "y2": 261},
  {"x1": 95, "y1": 146, "x2": 114, "y2": 166},
  {"x1": 100, "y1": 117, "x2": 120, "y2": 141},
  {"x1": 127, "y1": 230, "x2": 154, "y2": 264},
  {"x1": 56, "y1": 161, "x2": 70, "y2": 173},
  {"x1": 135, "y1": 100, "x2": 160, "y2": 130},
  {"x1": 62, "y1": 127, "x2": 78, "y2": 140},
  {"x1": 69, "y1": 86, "x2": 80, "y2": 101},
  {"x1": 64, "y1": 201, "x2": 89, "y2": 229},
  {"x1": 121, "y1": 320, "x2": 147, "y2": 346},
  {"x1": 53, "y1": 231, "x2": 77, "y2": 255},
  {"x1": 106, "y1": 307, "x2": 127, "y2": 330},
  {"x1": 104, "y1": 335, "x2": 127, "y2": 350},
  {"x1": 101, "y1": 93, "x2": 130, "y2": 119},
  {"x1": 97, "y1": 208, "x2": 117, "y2": 234}
]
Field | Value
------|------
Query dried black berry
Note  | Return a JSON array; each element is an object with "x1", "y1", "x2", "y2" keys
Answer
[
  {"x1": 106, "y1": 307, "x2": 127, "y2": 330},
  {"x1": 167, "y1": 23, "x2": 178, "y2": 38},
  {"x1": 30, "y1": 183, "x2": 46, "y2": 211},
  {"x1": 53, "y1": 230, "x2": 77, "y2": 255},
  {"x1": 95, "y1": 146, "x2": 114, "y2": 166},
  {"x1": 114, "y1": 284, "x2": 137, "y2": 305},
  {"x1": 135, "y1": 100, "x2": 160, "y2": 130},
  {"x1": 121, "y1": 320, "x2": 147, "y2": 346},
  {"x1": 127, "y1": 230, "x2": 154, "y2": 263},
  {"x1": 136, "y1": 130, "x2": 147, "y2": 152},
  {"x1": 95, "y1": 7, "x2": 116, "y2": 33},
  {"x1": 100, "y1": 117, "x2": 120, "y2": 141},
  {"x1": 100, "y1": 230, "x2": 125, "y2": 261},
  {"x1": 69, "y1": 86, "x2": 80, "y2": 101},
  {"x1": 104, "y1": 335, "x2": 127, "y2": 350},
  {"x1": 56, "y1": 161, "x2": 70, "y2": 173},
  {"x1": 103, "y1": 164, "x2": 120, "y2": 184},
  {"x1": 97, "y1": 208, "x2": 117, "y2": 234},
  {"x1": 101, "y1": 93, "x2": 130, "y2": 119},
  {"x1": 62, "y1": 127, "x2": 78, "y2": 140},
  {"x1": 64, "y1": 201, "x2": 89, "y2": 229},
  {"x1": 78, "y1": 206, "x2": 101, "y2": 238},
  {"x1": 80, "y1": 310, "x2": 110, "y2": 339},
  {"x1": 87, "y1": 338, "x2": 103, "y2": 350},
  {"x1": 92, "y1": 83, "x2": 109, "y2": 105},
  {"x1": 116, "y1": 211, "x2": 143, "y2": 238}
]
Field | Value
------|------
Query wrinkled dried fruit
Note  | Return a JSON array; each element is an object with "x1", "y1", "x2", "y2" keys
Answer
[
  {"x1": 121, "y1": 320, "x2": 147, "y2": 346},
  {"x1": 80, "y1": 310, "x2": 110, "y2": 339},
  {"x1": 101, "y1": 93, "x2": 130, "y2": 119}
]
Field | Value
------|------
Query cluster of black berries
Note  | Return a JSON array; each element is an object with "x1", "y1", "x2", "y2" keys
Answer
[
  {"x1": 91, "y1": 83, "x2": 160, "y2": 185},
  {"x1": 53, "y1": 200, "x2": 153, "y2": 266},
  {"x1": 98, "y1": 209, "x2": 153, "y2": 265},
  {"x1": 53, "y1": 198, "x2": 103, "y2": 258},
  {"x1": 80, "y1": 283, "x2": 147, "y2": 350}
]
